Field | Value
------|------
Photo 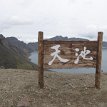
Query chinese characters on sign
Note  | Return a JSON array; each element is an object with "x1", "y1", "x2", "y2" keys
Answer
[
  {"x1": 38, "y1": 31, "x2": 103, "y2": 89},
  {"x1": 74, "y1": 47, "x2": 93, "y2": 64},
  {"x1": 48, "y1": 45, "x2": 93, "y2": 65},
  {"x1": 48, "y1": 45, "x2": 69, "y2": 65}
]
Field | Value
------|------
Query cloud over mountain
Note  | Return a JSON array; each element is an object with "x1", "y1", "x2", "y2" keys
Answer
[{"x1": 0, "y1": 0, "x2": 107, "y2": 42}]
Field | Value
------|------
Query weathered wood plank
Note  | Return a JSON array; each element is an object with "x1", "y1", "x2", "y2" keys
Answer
[
  {"x1": 38, "y1": 32, "x2": 44, "y2": 89},
  {"x1": 43, "y1": 41, "x2": 97, "y2": 68},
  {"x1": 95, "y1": 32, "x2": 103, "y2": 89},
  {"x1": 44, "y1": 40, "x2": 97, "y2": 44}
]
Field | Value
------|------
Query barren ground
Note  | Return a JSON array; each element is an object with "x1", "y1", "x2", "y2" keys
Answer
[{"x1": 0, "y1": 69, "x2": 107, "y2": 107}]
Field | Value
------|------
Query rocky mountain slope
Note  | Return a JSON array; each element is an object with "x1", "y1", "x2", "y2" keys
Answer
[
  {"x1": 0, "y1": 34, "x2": 35, "y2": 69},
  {"x1": 0, "y1": 34, "x2": 107, "y2": 69}
]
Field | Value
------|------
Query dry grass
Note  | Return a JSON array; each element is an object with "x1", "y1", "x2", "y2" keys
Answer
[{"x1": 0, "y1": 69, "x2": 107, "y2": 107}]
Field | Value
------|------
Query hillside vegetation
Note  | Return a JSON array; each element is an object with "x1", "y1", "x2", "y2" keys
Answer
[{"x1": 0, "y1": 34, "x2": 36, "y2": 69}]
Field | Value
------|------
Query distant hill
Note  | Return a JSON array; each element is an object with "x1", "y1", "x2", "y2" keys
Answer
[
  {"x1": 29, "y1": 36, "x2": 107, "y2": 50},
  {"x1": 27, "y1": 42, "x2": 38, "y2": 52},
  {"x1": 0, "y1": 34, "x2": 107, "y2": 69},
  {"x1": 0, "y1": 34, "x2": 36, "y2": 69},
  {"x1": 103, "y1": 41, "x2": 107, "y2": 48},
  {"x1": 49, "y1": 35, "x2": 89, "y2": 41}
]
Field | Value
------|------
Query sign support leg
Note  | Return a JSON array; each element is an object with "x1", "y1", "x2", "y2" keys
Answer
[
  {"x1": 38, "y1": 31, "x2": 44, "y2": 89},
  {"x1": 95, "y1": 32, "x2": 103, "y2": 89}
]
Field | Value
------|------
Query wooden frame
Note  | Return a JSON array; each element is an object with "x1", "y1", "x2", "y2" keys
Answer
[
  {"x1": 95, "y1": 32, "x2": 103, "y2": 89},
  {"x1": 38, "y1": 31, "x2": 103, "y2": 89},
  {"x1": 38, "y1": 32, "x2": 44, "y2": 88}
]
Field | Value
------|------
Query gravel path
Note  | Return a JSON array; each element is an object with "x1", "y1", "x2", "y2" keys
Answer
[{"x1": 0, "y1": 69, "x2": 107, "y2": 107}]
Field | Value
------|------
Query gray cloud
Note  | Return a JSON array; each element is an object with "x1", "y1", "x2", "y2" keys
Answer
[
  {"x1": 0, "y1": 0, "x2": 107, "y2": 42},
  {"x1": 79, "y1": 33, "x2": 97, "y2": 40},
  {"x1": 8, "y1": 16, "x2": 33, "y2": 25},
  {"x1": 0, "y1": 16, "x2": 33, "y2": 34}
]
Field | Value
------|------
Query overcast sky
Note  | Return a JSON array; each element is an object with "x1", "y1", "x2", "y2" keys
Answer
[{"x1": 0, "y1": 0, "x2": 107, "y2": 42}]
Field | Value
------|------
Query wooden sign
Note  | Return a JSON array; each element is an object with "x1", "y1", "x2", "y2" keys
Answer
[
  {"x1": 44, "y1": 41, "x2": 97, "y2": 69},
  {"x1": 38, "y1": 32, "x2": 103, "y2": 89}
]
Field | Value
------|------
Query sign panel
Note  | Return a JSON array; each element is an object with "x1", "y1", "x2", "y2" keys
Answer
[
  {"x1": 44, "y1": 41, "x2": 97, "y2": 69},
  {"x1": 38, "y1": 31, "x2": 103, "y2": 89}
]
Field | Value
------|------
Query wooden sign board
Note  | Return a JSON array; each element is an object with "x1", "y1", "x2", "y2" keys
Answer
[
  {"x1": 44, "y1": 41, "x2": 97, "y2": 69},
  {"x1": 38, "y1": 32, "x2": 103, "y2": 89}
]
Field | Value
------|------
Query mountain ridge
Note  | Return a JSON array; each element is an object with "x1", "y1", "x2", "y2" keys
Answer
[
  {"x1": 0, "y1": 34, "x2": 107, "y2": 69},
  {"x1": 0, "y1": 34, "x2": 36, "y2": 69},
  {"x1": 28, "y1": 35, "x2": 107, "y2": 50}
]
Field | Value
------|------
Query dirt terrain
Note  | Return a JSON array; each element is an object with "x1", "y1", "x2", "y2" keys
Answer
[{"x1": 0, "y1": 69, "x2": 107, "y2": 107}]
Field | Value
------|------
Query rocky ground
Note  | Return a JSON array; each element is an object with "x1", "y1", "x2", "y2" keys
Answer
[{"x1": 0, "y1": 69, "x2": 107, "y2": 107}]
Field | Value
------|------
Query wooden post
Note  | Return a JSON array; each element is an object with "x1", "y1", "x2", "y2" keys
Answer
[
  {"x1": 95, "y1": 32, "x2": 103, "y2": 89},
  {"x1": 38, "y1": 31, "x2": 44, "y2": 88}
]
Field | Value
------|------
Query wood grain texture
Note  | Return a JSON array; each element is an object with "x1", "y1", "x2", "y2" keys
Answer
[
  {"x1": 95, "y1": 32, "x2": 103, "y2": 89},
  {"x1": 38, "y1": 32, "x2": 44, "y2": 88},
  {"x1": 43, "y1": 40, "x2": 97, "y2": 69}
]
